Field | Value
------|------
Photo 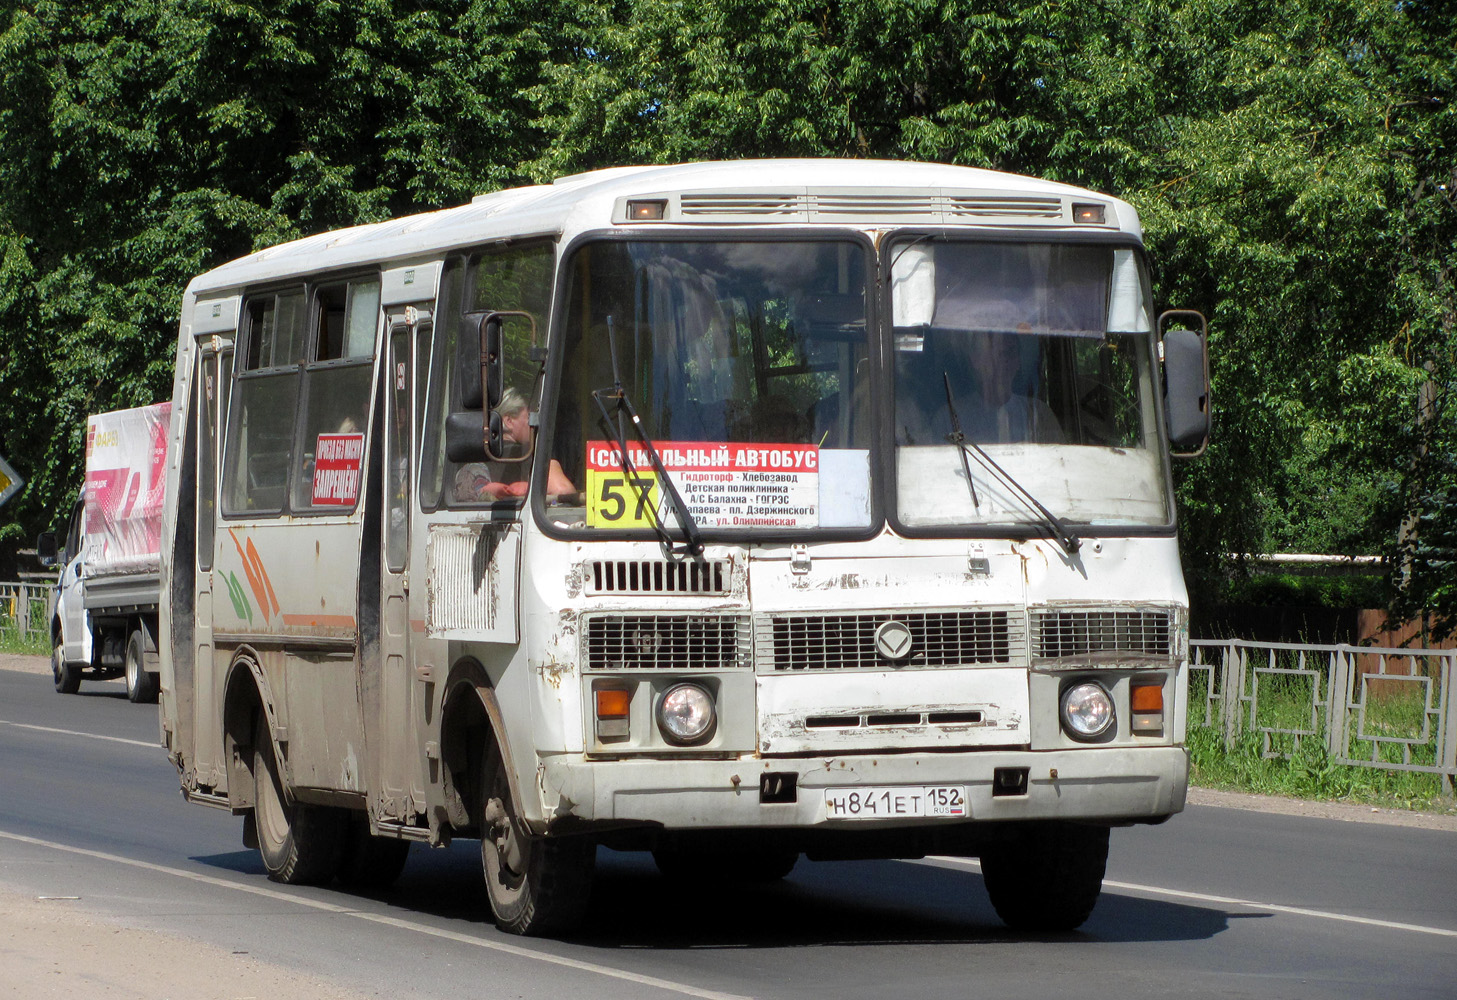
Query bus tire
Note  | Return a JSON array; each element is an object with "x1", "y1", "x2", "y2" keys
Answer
[
  {"x1": 253, "y1": 719, "x2": 343, "y2": 885},
  {"x1": 124, "y1": 629, "x2": 158, "y2": 704},
  {"x1": 336, "y1": 817, "x2": 410, "y2": 889},
  {"x1": 478, "y1": 744, "x2": 594, "y2": 936},
  {"x1": 652, "y1": 847, "x2": 798, "y2": 883},
  {"x1": 979, "y1": 822, "x2": 1108, "y2": 932},
  {"x1": 52, "y1": 633, "x2": 80, "y2": 694}
]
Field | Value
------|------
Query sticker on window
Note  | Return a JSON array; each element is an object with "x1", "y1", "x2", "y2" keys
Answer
[
  {"x1": 312, "y1": 433, "x2": 364, "y2": 506},
  {"x1": 586, "y1": 441, "x2": 819, "y2": 529}
]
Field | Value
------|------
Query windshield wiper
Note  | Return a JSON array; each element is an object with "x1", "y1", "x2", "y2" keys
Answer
[
  {"x1": 591, "y1": 317, "x2": 704, "y2": 560},
  {"x1": 941, "y1": 372, "x2": 1081, "y2": 556}
]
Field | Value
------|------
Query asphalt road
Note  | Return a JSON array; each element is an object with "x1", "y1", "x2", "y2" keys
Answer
[{"x1": 2, "y1": 665, "x2": 1454, "y2": 999}]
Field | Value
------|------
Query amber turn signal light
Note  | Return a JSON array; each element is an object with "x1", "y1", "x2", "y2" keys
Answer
[
  {"x1": 1130, "y1": 683, "x2": 1164, "y2": 713},
  {"x1": 596, "y1": 688, "x2": 631, "y2": 718}
]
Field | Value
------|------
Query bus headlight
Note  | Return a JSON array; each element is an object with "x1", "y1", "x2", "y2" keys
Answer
[
  {"x1": 1060, "y1": 681, "x2": 1114, "y2": 740},
  {"x1": 656, "y1": 683, "x2": 716, "y2": 745}
]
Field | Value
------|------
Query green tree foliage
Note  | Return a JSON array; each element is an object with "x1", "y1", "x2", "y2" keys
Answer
[
  {"x1": 0, "y1": 0, "x2": 570, "y2": 547},
  {"x1": 1, "y1": 0, "x2": 1453, "y2": 636}
]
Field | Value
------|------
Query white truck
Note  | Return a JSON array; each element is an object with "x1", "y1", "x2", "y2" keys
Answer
[{"x1": 38, "y1": 402, "x2": 171, "y2": 702}]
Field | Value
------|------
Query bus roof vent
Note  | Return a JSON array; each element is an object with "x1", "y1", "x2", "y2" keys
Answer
[
  {"x1": 810, "y1": 193, "x2": 942, "y2": 219},
  {"x1": 587, "y1": 559, "x2": 731, "y2": 596},
  {"x1": 671, "y1": 190, "x2": 1074, "y2": 225},
  {"x1": 679, "y1": 193, "x2": 805, "y2": 217},
  {"x1": 947, "y1": 195, "x2": 1064, "y2": 219}
]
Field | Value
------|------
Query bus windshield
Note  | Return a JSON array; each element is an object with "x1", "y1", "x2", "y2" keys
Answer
[
  {"x1": 546, "y1": 238, "x2": 874, "y2": 535},
  {"x1": 889, "y1": 238, "x2": 1170, "y2": 530}
]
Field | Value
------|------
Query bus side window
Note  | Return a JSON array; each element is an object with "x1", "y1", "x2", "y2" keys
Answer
[
  {"x1": 222, "y1": 290, "x2": 305, "y2": 514},
  {"x1": 290, "y1": 279, "x2": 379, "y2": 512}
]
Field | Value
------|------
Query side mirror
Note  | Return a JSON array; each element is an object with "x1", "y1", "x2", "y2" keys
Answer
[
  {"x1": 36, "y1": 531, "x2": 59, "y2": 568},
  {"x1": 458, "y1": 310, "x2": 534, "y2": 409},
  {"x1": 445, "y1": 408, "x2": 534, "y2": 465},
  {"x1": 445, "y1": 410, "x2": 496, "y2": 463},
  {"x1": 1159, "y1": 310, "x2": 1210, "y2": 457}
]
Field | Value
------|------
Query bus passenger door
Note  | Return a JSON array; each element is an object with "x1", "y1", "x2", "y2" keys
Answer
[
  {"x1": 372, "y1": 308, "x2": 427, "y2": 821},
  {"x1": 194, "y1": 342, "x2": 231, "y2": 789}
]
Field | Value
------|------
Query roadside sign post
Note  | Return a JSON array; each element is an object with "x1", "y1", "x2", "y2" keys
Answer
[{"x1": 0, "y1": 453, "x2": 22, "y2": 509}]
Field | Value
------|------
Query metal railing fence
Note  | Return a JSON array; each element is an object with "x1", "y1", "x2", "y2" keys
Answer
[
  {"x1": 0, "y1": 580, "x2": 50, "y2": 641},
  {"x1": 1190, "y1": 639, "x2": 1457, "y2": 792}
]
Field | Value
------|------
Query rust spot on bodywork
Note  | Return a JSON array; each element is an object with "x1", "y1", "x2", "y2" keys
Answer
[
  {"x1": 556, "y1": 609, "x2": 578, "y2": 642},
  {"x1": 537, "y1": 660, "x2": 572, "y2": 689},
  {"x1": 564, "y1": 562, "x2": 586, "y2": 599}
]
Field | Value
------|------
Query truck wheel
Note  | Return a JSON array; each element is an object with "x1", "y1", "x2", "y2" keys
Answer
[
  {"x1": 652, "y1": 847, "x2": 798, "y2": 883},
  {"x1": 979, "y1": 822, "x2": 1109, "y2": 932},
  {"x1": 52, "y1": 634, "x2": 80, "y2": 694},
  {"x1": 253, "y1": 719, "x2": 343, "y2": 885},
  {"x1": 124, "y1": 629, "x2": 158, "y2": 704},
  {"x1": 479, "y1": 744, "x2": 594, "y2": 936},
  {"x1": 336, "y1": 816, "x2": 411, "y2": 889}
]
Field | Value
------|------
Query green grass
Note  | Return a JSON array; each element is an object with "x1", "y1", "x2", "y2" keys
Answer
[
  {"x1": 0, "y1": 628, "x2": 48, "y2": 656},
  {"x1": 1187, "y1": 718, "x2": 1457, "y2": 816},
  {"x1": 1187, "y1": 650, "x2": 1456, "y2": 813},
  {"x1": 0, "y1": 592, "x2": 48, "y2": 656}
]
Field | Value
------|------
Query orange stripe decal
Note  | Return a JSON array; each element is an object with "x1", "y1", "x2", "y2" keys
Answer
[{"x1": 281, "y1": 614, "x2": 357, "y2": 628}]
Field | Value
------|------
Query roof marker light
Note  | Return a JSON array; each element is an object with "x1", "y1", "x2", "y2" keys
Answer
[{"x1": 626, "y1": 199, "x2": 668, "y2": 221}]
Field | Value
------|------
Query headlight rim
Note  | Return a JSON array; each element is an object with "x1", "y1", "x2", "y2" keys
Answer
[
  {"x1": 655, "y1": 681, "x2": 717, "y2": 746},
  {"x1": 1060, "y1": 679, "x2": 1116, "y2": 741}
]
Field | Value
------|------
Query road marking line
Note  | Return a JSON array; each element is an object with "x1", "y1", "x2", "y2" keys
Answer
[
  {"x1": 0, "y1": 720, "x2": 157, "y2": 749},
  {"x1": 926, "y1": 856, "x2": 1457, "y2": 939},
  {"x1": 0, "y1": 830, "x2": 751, "y2": 1000}
]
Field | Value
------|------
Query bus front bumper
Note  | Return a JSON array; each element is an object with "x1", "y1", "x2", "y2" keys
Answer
[{"x1": 536, "y1": 746, "x2": 1188, "y2": 832}]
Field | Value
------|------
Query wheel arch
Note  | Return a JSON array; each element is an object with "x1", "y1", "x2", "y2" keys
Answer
[
  {"x1": 437, "y1": 657, "x2": 526, "y2": 839},
  {"x1": 221, "y1": 646, "x2": 280, "y2": 813}
]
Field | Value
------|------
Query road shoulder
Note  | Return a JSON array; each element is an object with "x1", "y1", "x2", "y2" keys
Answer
[
  {"x1": 1186, "y1": 786, "x2": 1457, "y2": 832},
  {"x1": 0, "y1": 888, "x2": 376, "y2": 1000}
]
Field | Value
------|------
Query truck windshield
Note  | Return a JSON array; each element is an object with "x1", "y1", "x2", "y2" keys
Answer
[
  {"x1": 546, "y1": 238, "x2": 874, "y2": 535},
  {"x1": 889, "y1": 238, "x2": 1170, "y2": 529}
]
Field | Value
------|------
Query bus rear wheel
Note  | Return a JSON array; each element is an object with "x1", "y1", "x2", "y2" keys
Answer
[
  {"x1": 253, "y1": 719, "x2": 343, "y2": 885},
  {"x1": 478, "y1": 745, "x2": 594, "y2": 936},
  {"x1": 979, "y1": 822, "x2": 1109, "y2": 932}
]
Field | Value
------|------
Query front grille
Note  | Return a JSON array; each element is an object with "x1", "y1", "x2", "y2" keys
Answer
[
  {"x1": 758, "y1": 610, "x2": 1017, "y2": 671},
  {"x1": 584, "y1": 614, "x2": 751, "y2": 671},
  {"x1": 1033, "y1": 608, "x2": 1173, "y2": 659},
  {"x1": 587, "y1": 559, "x2": 729, "y2": 595}
]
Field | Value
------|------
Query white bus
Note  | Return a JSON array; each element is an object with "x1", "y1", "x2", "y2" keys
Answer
[{"x1": 159, "y1": 159, "x2": 1210, "y2": 935}]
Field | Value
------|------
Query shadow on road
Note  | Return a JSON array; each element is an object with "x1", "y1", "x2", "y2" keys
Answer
[{"x1": 194, "y1": 841, "x2": 1234, "y2": 949}]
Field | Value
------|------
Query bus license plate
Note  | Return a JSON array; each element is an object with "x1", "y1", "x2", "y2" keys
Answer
[{"x1": 824, "y1": 785, "x2": 967, "y2": 820}]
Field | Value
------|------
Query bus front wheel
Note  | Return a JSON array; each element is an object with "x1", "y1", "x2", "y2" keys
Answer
[
  {"x1": 979, "y1": 822, "x2": 1109, "y2": 932},
  {"x1": 478, "y1": 744, "x2": 594, "y2": 936}
]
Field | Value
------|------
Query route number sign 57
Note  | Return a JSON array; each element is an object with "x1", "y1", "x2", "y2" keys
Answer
[{"x1": 586, "y1": 470, "x2": 661, "y2": 528}]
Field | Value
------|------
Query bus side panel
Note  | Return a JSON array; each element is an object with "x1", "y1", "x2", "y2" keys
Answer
[{"x1": 214, "y1": 518, "x2": 367, "y2": 796}]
